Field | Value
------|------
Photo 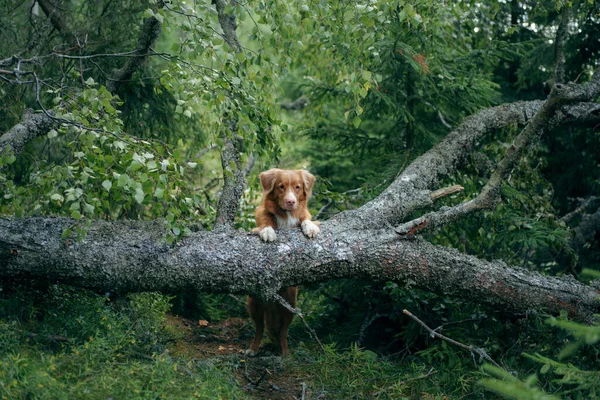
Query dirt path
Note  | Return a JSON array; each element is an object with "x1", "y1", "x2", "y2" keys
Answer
[{"x1": 166, "y1": 315, "x2": 316, "y2": 399}]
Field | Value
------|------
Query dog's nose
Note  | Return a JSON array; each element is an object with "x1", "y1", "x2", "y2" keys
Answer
[{"x1": 286, "y1": 199, "x2": 296, "y2": 207}]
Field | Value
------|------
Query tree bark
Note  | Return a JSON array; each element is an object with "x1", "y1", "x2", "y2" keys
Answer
[
  {"x1": 106, "y1": 9, "x2": 162, "y2": 94},
  {"x1": 212, "y1": 0, "x2": 246, "y2": 229},
  {"x1": 0, "y1": 109, "x2": 56, "y2": 158},
  {"x1": 335, "y1": 100, "x2": 600, "y2": 230},
  {"x1": 1, "y1": 217, "x2": 598, "y2": 321}
]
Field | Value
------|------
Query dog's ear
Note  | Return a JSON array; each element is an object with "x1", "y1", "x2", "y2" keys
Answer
[
  {"x1": 299, "y1": 170, "x2": 316, "y2": 199},
  {"x1": 259, "y1": 169, "x2": 281, "y2": 194}
]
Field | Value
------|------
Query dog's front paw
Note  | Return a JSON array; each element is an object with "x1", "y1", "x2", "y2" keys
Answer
[
  {"x1": 259, "y1": 226, "x2": 277, "y2": 242},
  {"x1": 301, "y1": 220, "x2": 320, "y2": 238}
]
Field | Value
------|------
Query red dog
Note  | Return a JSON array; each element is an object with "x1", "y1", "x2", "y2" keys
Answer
[{"x1": 246, "y1": 169, "x2": 320, "y2": 356}]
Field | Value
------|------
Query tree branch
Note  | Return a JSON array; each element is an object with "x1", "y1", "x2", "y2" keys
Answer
[
  {"x1": 570, "y1": 206, "x2": 600, "y2": 254},
  {"x1": 214, "y1": 137, "x2": 246, "y2": 228},
  {"x1": 0, "y1": 109, "x2": 56, "y2": 159},
  {"x1": 562, "y1": 197, "x2": 598, "y2": 223},
  {"x1": 333, "y1": 101, "x2": 545, "y2": 229},
  {"x1": 403, "y1": 309, "x2": 502, "y2": 369},
  {"x1": 337, "y1": 90, "x2": 600, "y2": 232},
  {"x1": 212, "y1": 0, "x2": 241, "y2": 52},
  {"x1": 274, "y1": 294, "x2": 325, "y2": 351},
  {"x1": 395, "y1": 90, "x2": 600, "y2": 235},
  {"x1": 37, "y1": 0, "x2": 69, "y2": 35},
  {"x1": 553, "y1": 6, "x2": 570, "y2": 84},
  {"x1": 1, "y1": 4, "x2": 169, "y2": 165},
  {"x1": 430, "y1": 185, "x2": 464, "y2": 200},
  {"x1": 1, "y1": 217, "x2": 598, "y2": 321},
  {"x1": 212, "y1": 0, "x2": 246, "y2": 229},
  {"x1": 106, "y1": 5, "x2": 163, "y2": 93}
]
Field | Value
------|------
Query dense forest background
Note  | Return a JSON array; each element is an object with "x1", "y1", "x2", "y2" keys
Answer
[{"x1": 1, "y1": 0, "x2": 599, "y2": 398}]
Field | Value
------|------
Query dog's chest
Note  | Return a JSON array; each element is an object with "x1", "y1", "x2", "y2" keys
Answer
[{"x1": 276, "y1": 212, "x2": 299, "y2": 230}]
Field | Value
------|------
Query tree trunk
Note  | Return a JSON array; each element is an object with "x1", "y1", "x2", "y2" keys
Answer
[
  {"x1": 2, "y1": 88, "x2": 600, "y2": 323},
  {"x1": 1, "y1": 217, "x2": 598, "y2": 321}
]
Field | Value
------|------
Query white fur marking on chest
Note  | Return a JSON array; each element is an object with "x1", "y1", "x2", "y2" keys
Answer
[{"x1": 276, "y1": 211, "x2": 299, "y2": 230}]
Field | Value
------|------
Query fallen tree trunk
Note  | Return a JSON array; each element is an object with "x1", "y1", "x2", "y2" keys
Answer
[
  {"x1": 1, "y1": 217, "x2": 598, "y2": 321},
  {"x1": 2, "y1": 71, "x2": 600, "y2": 323}
]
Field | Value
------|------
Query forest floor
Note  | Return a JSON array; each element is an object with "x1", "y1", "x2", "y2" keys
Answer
[{"x1": 165, "y1": 314, "x2": 319, "y2": 399}]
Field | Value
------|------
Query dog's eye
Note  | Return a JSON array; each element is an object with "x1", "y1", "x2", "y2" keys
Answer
[
  {"x1": 295, "y1": 185, "x2": 300, "y2": 189},
  {"x1": 279, "y1": 184, "x2": 284, "y2": 189}
]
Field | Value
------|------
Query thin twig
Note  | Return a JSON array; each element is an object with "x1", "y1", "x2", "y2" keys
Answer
[
  {"x1": 432, "y1": 318, "x2": 480, "y2": 333},
  {"x1": 430, "y1": 184, "x2": 464, "y2": 200},
  {"x1": 196, "y1": 144, "x2": 217, "y2": 159},
  {"x1": 274, "y1": 294, "x2": 325, "y2": 352},
  {"x1": 403, "y1": 309, "x2": 502, "y2": 369}
]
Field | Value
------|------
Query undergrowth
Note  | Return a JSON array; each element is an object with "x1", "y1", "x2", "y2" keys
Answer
[
  {"x1": 1, "y1": 283, "x2": 598, "y2": 399},
  {"x1": 0, "y1": 285, "x2": 245, "y2": 399}
]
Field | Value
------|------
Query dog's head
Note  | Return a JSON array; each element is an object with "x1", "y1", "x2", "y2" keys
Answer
[{"x1": 259, "y1": 168, "x2": 316, "y2": 211}]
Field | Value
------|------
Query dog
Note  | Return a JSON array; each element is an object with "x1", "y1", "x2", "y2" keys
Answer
[{"x1": 246, "y1": 168, "x2": 320, "y2": 356}]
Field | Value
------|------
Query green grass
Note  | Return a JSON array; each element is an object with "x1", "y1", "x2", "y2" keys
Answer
[
  {"x1": 288, "y1": 342, "x2": 492, "y2": 399},
  {"x1": 1, "y1": 283, "x2": 598, "y2": 400},
  {"x1": 0, "y1": 285, "x2": 246, "y2": 400},
  {"x1": 0, "y1": 347, "x2": 244, "y2": 399}
]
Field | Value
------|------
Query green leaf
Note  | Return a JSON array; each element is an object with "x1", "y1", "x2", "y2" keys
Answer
[
  {"x1": 62, "y1": 226, "x2": 74, "y2": 239},
  {"x1": 50, "y1": 193, "x2": 64, "y2": 202},
  {"x1": 47, "y1": 129, "x2": 58, "y2": 139},
  {"x1": 117, "y1": 174, "x2": 130, "y2": 188},
  {"x1": 129, "y1": 160, "x2": 143, "y2": 172},
  {"x1": 134, "y1": 188, "x2": 145, "y2": 204},
  {"x1": 147, "y1": 160, "x2": 158, "y2": 170},
  {"x1": 102, "y1": 180, "x2": 112, "y2": 191},
  {"x1": 84, "y1": 203, "x2": 95, "y2": 215}
]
